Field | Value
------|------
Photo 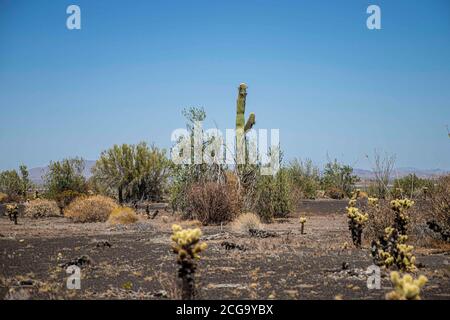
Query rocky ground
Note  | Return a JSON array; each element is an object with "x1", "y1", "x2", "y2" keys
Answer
[{"x1": 0, "y1": 201, "x2": 449, "y2": 300}]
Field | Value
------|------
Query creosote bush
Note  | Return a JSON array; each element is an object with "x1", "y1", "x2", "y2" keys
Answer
[
  {"x1": 185, "y1": 181, "x2": 239, "y2": 225},
  {"x1": 171, "y1": 224, "x2": 207, "y2": 300},
  {"x1": 386, "y1": 272, "x2": 427, "y2": 300},
  {"x1": 24, "y1": 199, "x2": 60, "y2": 218},
  {"x1": 231, "y1": 212, "x2": 262, "y2": 234},
  {"x1": 107, "y1": 207, "x2": 139, "y2": 225},
  {"x1": 64, "y1": 195, "x2": 118, "y2": 223},
  {"x1": 427, "y1": 174, "x2": 450, "y2": 242}
]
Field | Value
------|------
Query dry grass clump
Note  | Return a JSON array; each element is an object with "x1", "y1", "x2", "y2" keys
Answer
[
  {"x1": 24, "y1": 199, "x2": 60, "y2": 218},
  {"x1": 65, "y1": 195, "x2": 118, "y2": 223},
  {"x1": 231, "y1": 212, "x2": 262, "y2": 234},
  {"x1": 0, "y1": 192, "x2": 8, "y2": 203},
  {"x1": 364, "y1": 200, "x2": 395, "y2": 240},
  {"x1": 185, "y1": 182, "x2": 240, "y2": 225},
  {"x1": 107, "y1": 207, "x2": 139, "y2": 225}
]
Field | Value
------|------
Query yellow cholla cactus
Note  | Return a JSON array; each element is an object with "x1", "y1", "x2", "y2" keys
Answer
[
  {"x1": 299, "y1": 217, "x2": 307, "y2": 224},
  {"x1": 346, "y1": 207, "x2": 368, "y2": 224},
  {"x1": 171, "y1": 224, "x2": 207, "y2": 260},
  {"x1": 390, "y1": 199, "x2": 415, "y2": 212},
  {"x1": 386, "y1": 271, "x2": 428, "y2": 300},
  {"x1": 348, "y1": 199, "x2": 357, "y2": 207},
  {"x1": 6, "y1": 204, "x2": 17, "y2": 212},
  {"x1": 368, "y1": 197, "x2": 379, "y2": 206}
]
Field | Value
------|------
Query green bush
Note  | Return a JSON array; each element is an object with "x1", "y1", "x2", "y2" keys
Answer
[
  {"x1": 254, "y1": 169, "x2": 293, "y2": 222},
  {"x1": 392, "y1": 174, "x2": 434, "y2": 199},
  {"x1": 288, "y1": 158, "x2": 320, "y2": 199},
  {"x1": 321, "y1": 159, "x2": 359, "y2": 198},
  {"x1": 44, "y1": 158, "x2": 87, "y2": 199}
]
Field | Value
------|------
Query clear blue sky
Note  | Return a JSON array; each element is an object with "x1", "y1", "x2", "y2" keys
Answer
[{"x1": 1, "y1": 0, "x2": 449, "y2": 171}]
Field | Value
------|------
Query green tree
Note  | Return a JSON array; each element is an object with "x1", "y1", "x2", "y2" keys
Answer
[
  {"x1": 288, "y1": 158, "x2": 320, "y2": 199},
  {"x1": 93, "y1": 142, "x2": 170, "y2": 203},
  {"x1": 43, "y1": 158, "x2": 87, "y2": 198},
  {"x1": 393, "y1": 174, "x2": 434, "y2": 199},
  {"x1": 321, "y1": 159, "x2": 360, "y2": 197},
  {"x1": 0, "y1": 165, "x2": 33, "y2": 198}
]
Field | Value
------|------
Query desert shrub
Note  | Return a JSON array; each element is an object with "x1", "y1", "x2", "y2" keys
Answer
[
  {"x1": 426, "y1": 175, "x2": 450, "y2": 241},
  {"x1": 184, "y1": 182, "x2": 239, "y2": 225},
  {"x1": 54, "y1": 190, "x2": 83, "y2": 215},
  {"x1": 326, "y1": 187, "x2": 345, "y2": 199},
  {"x1": 365, "y1": 199, "x2": 395, "y2": 240},
  {"x1": 44, "y1": 158, "x2": 87, "y2": 199},
  {"x1": 370, "y1": 150, "x2": 396, "y2": 199},
  {"x1": 24, "y1": 199, "x2": 60, "y2": 218},
  {"x1": 393, "y1": 174, "x2": 434, "y2": 199},
  {"x1": 107, "y1": 207, "x2": 139, "y2": 225},
  {"x1": 0, "y1": 165, "x2": 32, "y2": 199},
  {"x1": 0, "y1": 192, "x2": 8, "y2": 203},
  {"x1": 254, "y1": 169, "x2": 293, "y2": 222},
  {"x1": 64, "y1": 195, "x2": 118, "y2": 223},
  {"x1": 93, "y1": 142, "x2": 170, "y2": 203},
  {"x1": 321, "y1": 159, "x2": 360, "y2": 198},
  {"x1": 231, "y1": 212, "x2": 262, "y2": 234},
  {"x1": 287, "y1": 158, "x2": 320, "y2": 199}
]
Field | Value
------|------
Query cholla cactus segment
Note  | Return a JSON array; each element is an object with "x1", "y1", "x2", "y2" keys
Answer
[
  {"x1": 368, "y1": 197, "x2": 379, "y2": 206},
  {"x1": 299, "y1": 216, "x2": 307, "y2": 234},
  {"x1": 171, "y1": 224, "x2": 207, "y2": 300},
  {"x1": 171, "y1": 224, "x2": 207, "y2": 260},
  {"x1": 390, "y1": 199, "x2": 415, "y2": 212},
  {"x1": 345, "y1": 202, "x2": 368, "y2": 247},
  {"x1": 348, "y1": 199, "x2": 357, "y2": 207},
  {"x1": 386, "y1": 272, "x2": 428, "y2": 300},
  {"x1": 372, "y1": 226, "x2": 417, "y2": 272}
]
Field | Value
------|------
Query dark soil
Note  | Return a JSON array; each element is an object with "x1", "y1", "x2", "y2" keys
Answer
[{"x1": 1, "y1": 200, "x2": 449, "y2": 300}]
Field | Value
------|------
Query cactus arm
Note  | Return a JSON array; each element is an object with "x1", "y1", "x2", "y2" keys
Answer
[
  {"x1": 244, "y1": 113, "x2": 255, "y2": 133},
  {"x1": 235, "y1": 83, "x2": 255, "y2": 134}
]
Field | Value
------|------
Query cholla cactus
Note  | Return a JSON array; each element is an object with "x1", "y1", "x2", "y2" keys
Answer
[
  {"x1": 299, "y1": 217, "x2": 307, "y2": 234},
  {"x1": 346, "y1": 197, "x2": 368, "y2": 247},
  {"x1": 390, "y1": 199, "x2": 414, "y2": 235},
  {"x1": 368, "y1": 197, "x2": 379, "y2": 207},
  {"x1": 371, "y1": 227, "x2": 416, "y2": 272},
  {"x1": 6, "y1": 204, "x2": 18, "y2": 225},
  {"x1": 171, "y1": 224, "x2": 207, "y2": 300},
  {"x1": 386, "y1": 271, "x2": 428, "y2": 300}
]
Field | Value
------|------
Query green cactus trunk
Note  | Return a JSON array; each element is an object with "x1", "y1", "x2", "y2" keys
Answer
[
  {"x1": 235, "y1": 83, "x2": 255, "y2": 164},
  {"x1": 235, "y1": 83, "x2": 255, "y2": 133}
]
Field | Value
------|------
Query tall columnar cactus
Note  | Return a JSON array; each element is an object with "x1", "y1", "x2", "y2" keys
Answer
[
  {"x1": 235, "y1": 83, "x2": 255, "y2": 133},
  {"x1": 235, "y1": 83, "x2": 255, "y2": 164}
]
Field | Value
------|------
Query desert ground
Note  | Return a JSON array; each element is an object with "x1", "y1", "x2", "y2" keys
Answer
[{"x1": 1, "y1": 200, "x2": 449, "y2": 300}]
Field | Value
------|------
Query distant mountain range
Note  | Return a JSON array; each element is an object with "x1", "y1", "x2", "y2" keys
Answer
[
  {"x1": 353, "y1": 168, "x2": 449, "y2": 180},
  {"x1": 29, "y1": 160, "x2": 96, "y2": 185},
  {"x1": 28, "y1": 160, "x2": 448, "y2": 185}
]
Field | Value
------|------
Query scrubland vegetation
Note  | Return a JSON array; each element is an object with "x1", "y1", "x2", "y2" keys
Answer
[{"x1": 0, "y1": 84, "x2": 448, "y2": 300}]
